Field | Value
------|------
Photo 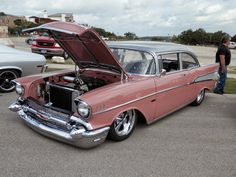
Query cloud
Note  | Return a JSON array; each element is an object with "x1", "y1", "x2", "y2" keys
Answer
[{"x1": 1, "y1": 0, "x2": 236, "y2": 36}]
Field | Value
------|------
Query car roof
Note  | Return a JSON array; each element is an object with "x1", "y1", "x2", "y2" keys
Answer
[{"x1": 107, "y1": 41, "x2": 195, "y2": 55}]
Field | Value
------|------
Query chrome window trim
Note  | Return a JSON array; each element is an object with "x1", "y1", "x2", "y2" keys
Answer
[
  {"x1": 179, "y1": 52, "x2": 200, "y2": 70},
  {"x1": 156, "y1": 50, "x2": 200, "y2": 75}
]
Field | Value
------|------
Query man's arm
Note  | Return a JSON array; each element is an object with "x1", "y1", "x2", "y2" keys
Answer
[{"x1": 219, "y1": 55, "x2": 226, "y2": 73}]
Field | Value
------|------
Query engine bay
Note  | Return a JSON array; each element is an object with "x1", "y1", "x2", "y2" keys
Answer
[{"x1": 34, "y1": 68, "x2": 120, "y2": 113}]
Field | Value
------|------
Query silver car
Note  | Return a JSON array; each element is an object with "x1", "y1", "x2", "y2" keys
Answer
[{"x1": 0, "y1": 44, "x2": 46, "y2": 92}]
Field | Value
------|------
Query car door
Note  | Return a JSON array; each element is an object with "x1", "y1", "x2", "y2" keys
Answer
[
  {"x1": 153, "y1": 52, "x2": 193, "y2": 120},
  {"x1": 179, "y1": 52, "x2": 200, "y2": 101}
]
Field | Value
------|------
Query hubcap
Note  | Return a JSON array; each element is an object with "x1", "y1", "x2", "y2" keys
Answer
[
  {"x1": 0, "y1": 71, "x2": 17, "y2": 91},
  {"x1": 114, "y1": 110, "x2": 136, "y2": 136},
  {"x1": 197, "y1": 90, "x2": 204, "y2": 103}
]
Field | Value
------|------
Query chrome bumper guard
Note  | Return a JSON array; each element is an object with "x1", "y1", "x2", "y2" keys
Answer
[{"x1": 9, "y1": 101, "x2": 110, "y2": 148}]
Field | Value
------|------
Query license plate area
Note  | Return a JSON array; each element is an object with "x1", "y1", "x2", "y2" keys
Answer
[{"x1": 41, "y1": 49, "x2": 47, "y2": 53}]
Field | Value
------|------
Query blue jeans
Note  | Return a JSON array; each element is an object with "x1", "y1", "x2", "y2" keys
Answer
[{"x1": 214, "y1": 67, "x2": 227, "y2": 92}]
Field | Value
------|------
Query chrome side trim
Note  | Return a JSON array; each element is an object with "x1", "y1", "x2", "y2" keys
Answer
[
  {"x1": 95, "y1": 71, "x2": 218, "y2": 115},
  {"x1": 194, "y1": 71, "x2": 219, "y2": 83},
  {"x1": 94, "y1": 82, "x2": 190, "y2": 115}
]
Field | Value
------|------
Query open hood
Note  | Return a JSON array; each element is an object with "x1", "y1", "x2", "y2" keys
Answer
[{"x1": 23, "y1": 22, "x2": 127, "y2": 75}]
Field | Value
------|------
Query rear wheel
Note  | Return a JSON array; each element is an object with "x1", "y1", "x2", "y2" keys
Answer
[
  {"x1": 108, "y1": 109, "x2": 137, "y2": 141},
  {"x1": 0, "y1": 70, "x2": 19, "y2": 93},
  {"x1": 191, "y1": 89, "x2": 205, "y2": 106}
]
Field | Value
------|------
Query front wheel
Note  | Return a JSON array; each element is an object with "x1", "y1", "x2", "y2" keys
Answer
[
  {"x1": 191, "y1": 89, "x2": 205, "y2": 106},
  {"x1": 108, "y1": 110, "x2": 137, "y2": 141},
  {"x1": 0, "y1": 70, "x2": 19, "y2": 93}
]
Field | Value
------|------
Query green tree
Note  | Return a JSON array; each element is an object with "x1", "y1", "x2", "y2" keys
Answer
[
  {"x1": 192, "y1": 28, "x2": 208, "y2": 45},
  {"x1": 0, "y1": 12, "x2": 6, "y2": 16},
  {"x1": 14, "y1": 19, "x2": 23, "y2": 26},
  {"x1": 178, "y1": 29, "x2": 194, "y2": 44},
  {"x1": 124, "y1": 32, "x2": 137, "y2": 40},
  {"x1": 231, "y1": 34, "x2": 236, "y2": 42},
  {"x1": 10, "y1": 19, "x2": 38, "y2": 36},
  {"x1": 210, "y1": 31, "x2": 226, "y2": 46},
  {"x1": 91, "y1": 27, "x2": 117, "y2": 40}
]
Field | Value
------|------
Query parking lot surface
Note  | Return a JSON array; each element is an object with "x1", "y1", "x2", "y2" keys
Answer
[{"x1": 0, "y1": 93, "x2": 235, "y2": 177}]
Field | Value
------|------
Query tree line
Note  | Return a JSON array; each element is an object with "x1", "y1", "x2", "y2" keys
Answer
[
  {"x1": 8, "y1": 17, "x2": 236, "y2": 45},
  {"x1": 172, "y1": 28, "x2": 236, "y2": 46}
]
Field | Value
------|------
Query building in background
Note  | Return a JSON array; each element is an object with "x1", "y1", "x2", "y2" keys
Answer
[
  {"x1": 28, "y1": 16, "x2": 56, "y2": 24},
  {"x1": 28, "y1": 11, "x2": 74, "y2": 24},
  {"x1": 48, "y1": 13, "x2": 74, "y2": 22}
]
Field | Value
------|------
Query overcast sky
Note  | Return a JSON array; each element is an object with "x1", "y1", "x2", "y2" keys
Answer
[{"x1": 1, "y1": 0, "x2": 236, "y2": 36}]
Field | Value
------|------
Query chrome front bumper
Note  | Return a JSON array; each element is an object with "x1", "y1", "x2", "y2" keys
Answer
[{"x1": 9, "y1": 101, "x2": 110, "y2": 148}]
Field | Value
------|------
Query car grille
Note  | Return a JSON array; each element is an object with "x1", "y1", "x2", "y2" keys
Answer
[
  {"x1": 26, "y1": 98, "x2": 71, "y2": 131},
  {"x1": 27, "y1": 98, "x2": 70, "y2": 122},
  {"x1": 37, "y1": 41, "x2": 54, "y2": 47}
]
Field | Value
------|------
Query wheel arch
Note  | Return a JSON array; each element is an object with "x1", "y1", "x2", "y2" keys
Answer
[
  {"x1": 111, "y1": 107, "x2": 148, "y2": 125},
  {"x1": 0, "y1": 66, "x2": 23, "y2": 77}
]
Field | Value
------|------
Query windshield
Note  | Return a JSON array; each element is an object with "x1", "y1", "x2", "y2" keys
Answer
[{"x1": 110, "y1": 48, "x2": 156, "y2": 75}]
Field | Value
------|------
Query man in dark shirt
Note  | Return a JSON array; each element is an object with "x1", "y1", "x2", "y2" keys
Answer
[{"x1": 214, "y1": 34, "x2": 231, "y2": 94}]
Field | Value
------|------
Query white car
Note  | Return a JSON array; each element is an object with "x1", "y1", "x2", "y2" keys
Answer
[
  {"x1": 0, "y1": 44, "x2": 46, "y2": 92},
  {"x1": 229, "y1": 41, "x2": 236, "y2": 49}
]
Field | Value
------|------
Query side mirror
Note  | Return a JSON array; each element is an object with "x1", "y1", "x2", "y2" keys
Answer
[{"x1": 159, "y1": 69, "x2": 166, "y2": 77}]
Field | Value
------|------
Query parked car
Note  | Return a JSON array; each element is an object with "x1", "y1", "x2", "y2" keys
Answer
[
  {"x1": 25, "y1": 34, "x2": 37, "y2": 45},
  {"x1": 229, "y1": 41, "x2": 236, "y2": 49},
  {"x1": 9, "y1": 22, "x2": 219, "y2": 148},
  {"x1": 0, "y1": 44, "x2": 46, "y2": 93},
  {"x1": 31, "y1": 32, "x2": 69, "y2": 59}
]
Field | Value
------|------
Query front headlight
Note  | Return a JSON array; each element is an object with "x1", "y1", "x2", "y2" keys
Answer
[
  {"x1": 15, "y1": 84, "x2": 24, "y2": 96},
  {"x1": 77, "y1": 101, "x2": 91, "y2": 118},
  {"x1": 54, "y1": 43, "x2": 60, "y2": 47}
]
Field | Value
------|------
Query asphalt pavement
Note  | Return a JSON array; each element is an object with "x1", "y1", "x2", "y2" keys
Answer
[{"x1": 0, "y1": 92, "x2": 235, "y2": 177}]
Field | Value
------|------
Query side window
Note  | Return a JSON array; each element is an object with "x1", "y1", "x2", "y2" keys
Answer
[
  {"x1": 110, "y1": 48, "x2": 156, "y2": 75},
  {"x1": 159, "y1": 53, "x2": 180, "y2": 72},
  {"x1": 181, "y1": 53, "x2": 198, "y2": 69}
]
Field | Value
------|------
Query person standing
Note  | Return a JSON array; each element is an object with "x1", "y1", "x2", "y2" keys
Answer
[{"x1": 214, "y1": 34, "x2": 231, "y2": 94}]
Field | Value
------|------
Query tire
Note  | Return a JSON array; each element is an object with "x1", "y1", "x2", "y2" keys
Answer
[
  {"x1": 63, "y1": 52, "x2": 69, "y2": 60},
  {"x1": 191, "y1": 89, "x2": 205, "y2": 106},
  {"x1": 0, "y1": 70, "x2": 19, "y2": 93},
  {"x1": 108, "y1": 109, "x2": 137, "y2": 141}
]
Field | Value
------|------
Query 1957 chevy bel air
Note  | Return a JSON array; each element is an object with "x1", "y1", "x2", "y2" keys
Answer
[{"x1": 9, "y1": 22, "x2": 219, "y2": 148}]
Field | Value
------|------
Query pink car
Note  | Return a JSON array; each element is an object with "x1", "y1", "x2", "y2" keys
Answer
[{"x1": 9, "y1": 22, "x2": 219, "y2": 148}]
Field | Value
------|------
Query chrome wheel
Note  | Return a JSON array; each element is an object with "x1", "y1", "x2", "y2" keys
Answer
[
  {"x1": 196, "y1": 90, "x2": 204, "y2": 103},
  {"x1": 191, "y1": 89, "x2": 205, "y2": 106},
  {"x1": 109, "y1": 110, "x2": 137, "y2": 141},
  {"x1": 0, "y1": 70, "x2": 18, "y2": 92}
]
